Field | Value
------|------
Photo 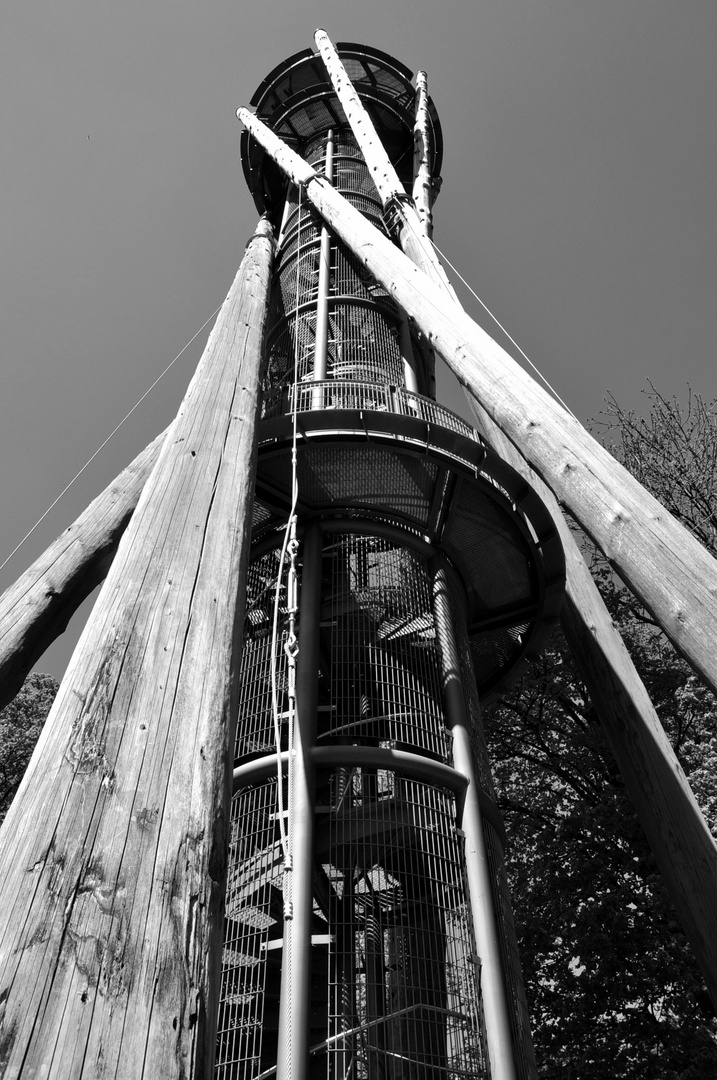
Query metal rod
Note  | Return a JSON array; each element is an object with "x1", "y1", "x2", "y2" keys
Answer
[
  {"x1": 430, "y1": 558, "x2": 519, "y2": 1080},
  {"x1": 313, "y1": 129, "x2": 334, "y2": 409},
  {"x1": 276, "y1": 522, "x2": 323, "y2": 1080},
  {"x1": 398, "y1": 308, "x2": 420, "y2": 393}
]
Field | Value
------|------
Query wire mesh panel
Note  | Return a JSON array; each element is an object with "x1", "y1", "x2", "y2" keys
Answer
[
  {"x1": 322, "y1": 773, "x2": 486, "y2": 1080},
  {"x1": 320, "y1": 534, "x2": 448, "y2": 762},
  {"x1": 236, "y1": 550, "x2": 292, "y2": 759},
  {"x1": 217, "y1": 779, "x2": 285, "y2": 1080}
]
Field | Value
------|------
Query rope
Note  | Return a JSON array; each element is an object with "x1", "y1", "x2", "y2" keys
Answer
[
  {"x1": 0, "y1": 302, "x2": 224, "y2": 575},
  {"x1": 270, "y1": 182, "x2": 304, "y2": 923},
  {"x1": 429, "y1": 237, "x2": 579, "y2": 422}
]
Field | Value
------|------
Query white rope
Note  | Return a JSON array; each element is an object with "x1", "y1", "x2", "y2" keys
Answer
[
  {"x1": 429, "y1": 237, "x2": 579, "y2": 422},
  {"x1": 270, "y1": 182, "x2": 304, "y2": 922},
  {"x1": 0, "y1": 302, "x2": 224, "y2": 575}
]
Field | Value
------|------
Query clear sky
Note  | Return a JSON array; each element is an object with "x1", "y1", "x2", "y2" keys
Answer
[{"x1": 2, "y1": 1, "x2": 716, "y2": 680}]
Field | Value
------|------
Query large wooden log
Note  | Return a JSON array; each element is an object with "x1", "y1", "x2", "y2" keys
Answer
[
  {"x1": 313, "y1": 29, "x2": 458, "y2": 300},
  {"x1": 237, "y1": 108, "x2": 717, "y2": 696},
  {"x1": 412, "y1": 70, "x2": 435, "y2": 239},
  {"x1": 469, "y1": 397, "x2": 717, "y2": 1008},
  {"x1": 0, "y1": 431, "x2": 166, "y2": 711},
  {"x1": 0, "y1": 217, "x2": 274, "y2": 1078}
]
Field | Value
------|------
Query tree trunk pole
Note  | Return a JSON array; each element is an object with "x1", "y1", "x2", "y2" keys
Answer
[
  {"x1": 0, "y1": 431, "x2": 167, "y2": 711},
  {"x1": 412, "y1": 70, "x2": 434, "y2": 239},
  {"x1": 313, "y1": 29, "x2": 459, "y2": 300},
  {"x1": 468, "y1": 396, "x2": 717, "y2": 1009},
  {"x1": 0, "y1": 217, "x2": 275, "y2": 1078},
  {"x1": 236, "y1": 107, "x2": 717, "y2": 697}
]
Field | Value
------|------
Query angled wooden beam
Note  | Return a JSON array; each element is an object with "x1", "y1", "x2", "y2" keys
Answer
[
  {"x1": 0, "y1": 217, "x2": 275, "y2": 1078},
  {"x1": 236, "y1": 108, "x2": 717, "y2": 699},
  {"x1": 0, "y1": 431, "x2": 167, "y2": 711},
  {"x1": 468, "y1": 397, "x2": 717, "y2": 1009},
  {"x1": 412, "y1": 70, "x2": 434, "y2": 238},
  {"x1": 313, "y1": 28, "x2": 458, "y2": 299}
]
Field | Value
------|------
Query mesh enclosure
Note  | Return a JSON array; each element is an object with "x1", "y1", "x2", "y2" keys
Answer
[
  {"x1": 263, "y1": 132, "x2": 408, "y2": 394},
  {"x1": 324, "y1": 774, "x2": 486, "y2": 1080},
  {"x1": 320, "y1": 534, "x2": 448, "y2": 761},
  {"x1": 259, "y1": 446, "x2": 439, "y2": 527},
  {"x1": 217, "y1": 779, "x2": 285, "y2": 1078},
  {"x1": 235, "y1": 550, "x2": 292, "y2": 759}
]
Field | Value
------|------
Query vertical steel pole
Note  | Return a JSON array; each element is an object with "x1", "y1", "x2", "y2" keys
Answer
[
  {"x1": 398, "y1": 310, "x2": 420, "y2": 394},
  {"x1": 430, "y1": 559, "x2": 519, "y2": 1080},
  {"x1": 313, "y1": 130, "x2": 334, "y2": 409},
  {"x1": 276, "y1": 522, "x2": 323, "y2": 1080}
]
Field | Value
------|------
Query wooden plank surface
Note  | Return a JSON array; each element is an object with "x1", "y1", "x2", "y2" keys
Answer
[{"x1": 0, "y1": 217, "x2": 274, "y2": 1078}]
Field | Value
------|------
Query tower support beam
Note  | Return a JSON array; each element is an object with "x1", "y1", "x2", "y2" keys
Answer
[
  {"x1": 0, "y1": 217, "x2": 275, "y2": 1078},
  {"x1": 468, "y1": 397, "x2": 717, "y2": 1009},
  {"x1": 431, "y1": 560, "x2": 518, "y2": 1080},
  {"x1": 276, "y1": 522, "x2": 323, "y2": 1080},
  {"x1": 0, "y1": 429, "x2": 166, "y2": 710},
  {"x1": 236, "y1": 106, "x2": 717, "y2": 700}
]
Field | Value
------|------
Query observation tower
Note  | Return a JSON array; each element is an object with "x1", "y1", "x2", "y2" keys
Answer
[
  {"x1": 3, "y1": 27, "x2": 717, "y2": 1080},
  {"x1": 218, "y1": 41, "x2": 564, "y2": 1080}
]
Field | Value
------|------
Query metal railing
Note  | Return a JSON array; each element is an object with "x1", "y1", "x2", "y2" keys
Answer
[{"x1": 261, "y1": 380, "x2": 480, "y2": 442}]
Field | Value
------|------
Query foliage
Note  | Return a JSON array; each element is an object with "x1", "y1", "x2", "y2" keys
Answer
[
  {"x1": 0, "y1": 671, "x2": 58, "y2": 826},
  {"x1": 484, "y1": 387, "x2": 717, "y2": 1078}
]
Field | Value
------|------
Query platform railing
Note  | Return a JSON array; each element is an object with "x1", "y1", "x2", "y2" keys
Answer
[{"x1": 261, "y1": 380, "x2": 480, "y2": 442}]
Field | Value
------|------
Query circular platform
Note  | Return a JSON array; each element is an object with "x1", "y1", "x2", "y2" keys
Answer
[{"x1": 250, "y1": 388, "x2": 564, "y2": 699}]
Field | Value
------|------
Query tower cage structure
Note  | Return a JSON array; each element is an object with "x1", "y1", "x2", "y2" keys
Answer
[{"x1": 218, "y1": 44, "x2": 565, "y2": 1080}]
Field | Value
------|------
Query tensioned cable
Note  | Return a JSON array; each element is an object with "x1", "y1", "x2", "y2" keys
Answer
[
  {"x1": 0, "y1": 302, "x2": 224, "y2": 575},
  {"x1": 429, "y1": 237, "x2": 579, "y2": 422}
]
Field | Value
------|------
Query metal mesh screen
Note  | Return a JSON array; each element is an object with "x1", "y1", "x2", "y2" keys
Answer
[
  {"x1": 323, "y1": 773, "x2": 486, "y2": 1080},
  {"x1": 235, "y1": 551, "x2": 292, "y2": 758},
  {"x1": 217, "y1": 779, "x2": 285, "y2": 1079},
  {"x1": 264, "y1": 131, "x2": 407, "y2": 393},
  {"x1": 320, "y1": 534, "x2": 448, "y2": 761}
]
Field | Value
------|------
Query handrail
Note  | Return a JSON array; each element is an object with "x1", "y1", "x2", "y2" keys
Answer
[{"x1": 261, "y1": 379, "x2": 481, "y2": 443}]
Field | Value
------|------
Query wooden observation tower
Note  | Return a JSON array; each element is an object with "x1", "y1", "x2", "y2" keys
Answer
[{"x1": 1, "y1": 29, "x2": 717, "y2": 1080}]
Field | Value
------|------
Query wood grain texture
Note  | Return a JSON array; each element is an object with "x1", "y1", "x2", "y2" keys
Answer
[
  {"x1": 0, "y1": 217, "x2": 274, "y2": 1078},
  {"x1": 0, "y1": 431, "x2": 166, "y2": 710},
  {"x1": 412, "y1": 71, "x2": 434, "y2": 239},
  {"x1": 469, "y1": 397, "x2": 717, "y2": 1008}
]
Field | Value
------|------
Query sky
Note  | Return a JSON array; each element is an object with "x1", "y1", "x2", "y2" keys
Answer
[{"x1": 2, "y1": 0, "x2": 716, "y2": 681}]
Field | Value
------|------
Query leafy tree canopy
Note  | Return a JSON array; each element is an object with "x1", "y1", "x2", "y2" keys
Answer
[
  {"x1": 485, "y1": 387, "x2": 717, "y2": 1078},
  {"x1": 0, "y1": 671, "x2": 58, "y2": 826}
]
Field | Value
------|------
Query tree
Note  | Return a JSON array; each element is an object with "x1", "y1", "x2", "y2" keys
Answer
[
  {"x1": 0, "y1": 671, "x2": 58, "y2": 826},
  {"x1": 484, "y1": 387, "x2": 717, "y2": 1078}
]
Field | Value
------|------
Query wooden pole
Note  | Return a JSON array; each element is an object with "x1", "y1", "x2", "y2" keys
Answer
[
  {"x1": 468, "y1": 396, "x2": 717, "y2": 1008},
  {"x1": 412, "y1": 70, "x2": 434, "y2": 239},
  {"x1": 0, "y1": 217, "x2": 275, "y2": 1078},
  {"x1": 313, "y1": 29, "x2": 458, "y2": 300},
  {"x1": 0, "y1": 431, "x2": 166, "y2": 711},
  {"x1": 236, "y1": 108, "x2": 717, "y2": 697}
]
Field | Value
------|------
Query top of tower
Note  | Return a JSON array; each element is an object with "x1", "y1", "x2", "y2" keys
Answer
[{"x1": 241, "y1": 40, "x2": 444, "y2": 218}]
